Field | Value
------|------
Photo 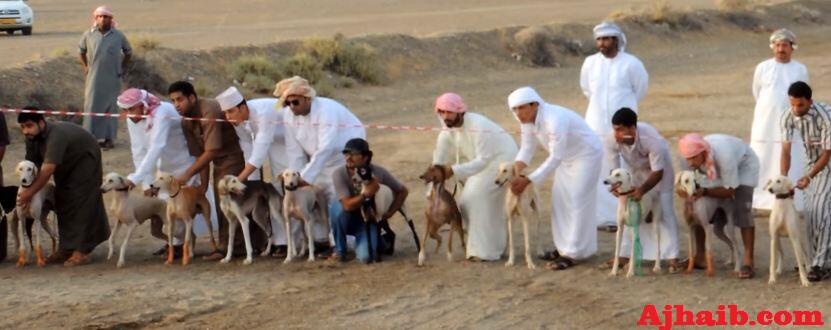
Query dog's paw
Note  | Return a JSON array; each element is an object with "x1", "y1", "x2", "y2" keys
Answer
[
  {"x1": 704, "y1": 269, "x2": 715, "y2": 277},
  {"x1": 652, "y1": 267, "x2": 662, "y2": 274},
  {"x1": 107, "y1": 251, "x2": 114, "y2": 260},
  {"x1": 800, "y1": 279, "x2": 811, "y2": 287},
  {"x1": 505, "y1": 260, "x2": 515, "y2": 267},
  {"x1": 243, "y1": 258, "x2": 253, "y2": 265},
  {"x1": 36, "y1": 259, "x2": 47, "y2": 267},
  {"x1": 116, "y1": 260, "x2": 125, "y2": 268},
  {"x1": 220, "y1": 257, "x2": 231, "y2": 264},
  {"x1": 527, "y1": 262, "x2": 536, "y2": 270},
  {"x1": 768, "y1": 277, "x2": 776, "y2": 285},
  {"x1": 608, "y1": 270, "x2": 618, "y2": 277},
  {"x1": 283, "y1": 258, "x2": 292, "y2": 264},
  {"x1": 625, "y1": 271, "x2": 635, "y2": 278}
]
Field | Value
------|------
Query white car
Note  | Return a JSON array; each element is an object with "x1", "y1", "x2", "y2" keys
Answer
[{"x1": 0, "y1": 0, "x2": 33, "y2": 35}]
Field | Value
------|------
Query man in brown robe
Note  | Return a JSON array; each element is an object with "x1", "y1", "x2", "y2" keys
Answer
[
  {"x1": 168, "y1": 81, "x2": 265, "y2": 259},
  {"x1": 17, "y1": 112, "x2": 110, "y2": 266}
]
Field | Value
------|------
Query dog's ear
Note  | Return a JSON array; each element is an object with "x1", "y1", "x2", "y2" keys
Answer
[
  {"x1": 674, "y1": 172, "x2": 681, "y2": 185},
  {"x1": 762, "y1": 179, "x2": 772, "y2": 190}
]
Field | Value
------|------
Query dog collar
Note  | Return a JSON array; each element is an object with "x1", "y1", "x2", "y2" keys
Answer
[
  {"x1": 775, "y1": 192, "x2": 793, "y2": 199},
  {"x1": 116, "y1": 187, "x2": 130, "y2": 192},
  {"x1": 169, "y1": 184, "x2": 182, "y2": 198},
  {"x1": 618, "y1": 189, "x2": 636, "y2": 196},
  {"x1": 284, "y1": 185, "x2": 297, "y2": 192}
]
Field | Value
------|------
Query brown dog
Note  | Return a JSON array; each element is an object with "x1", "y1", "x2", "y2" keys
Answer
[
  {"x1": 150, "y1": 172, "x2": 219, "y2": 266},
  {"x1": 417, "y1": 164, "x2": 464, "y2": 266}
]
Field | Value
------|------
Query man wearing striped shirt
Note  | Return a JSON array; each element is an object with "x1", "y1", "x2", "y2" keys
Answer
[{"x1": 780, "y1": 81, "x2": 831, "y2": 282}]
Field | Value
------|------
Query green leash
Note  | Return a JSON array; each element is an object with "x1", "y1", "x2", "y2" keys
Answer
[{"x1": 625, "y1": 197, "x2": 643, "y2": 276}]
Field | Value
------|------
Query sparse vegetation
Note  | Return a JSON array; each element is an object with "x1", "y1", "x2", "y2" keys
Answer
[
  {"x1": 607, "y1": 0, "x2": 702, "y2": 31},
  {"x1": 128, "y1": 34, "x2": 161, "y2": 51},
  {"x1": 49, "y1": 48, "x2": 70, "y2": 58},
  {"x1": 227, "y1": 35, "x2": 383, "y2": 96},
  {"x1": 715, "y1": 0, "x2": 751, "y2": 11},
  {"x1": 512, "y1": 26, "x2": 556, "y2": 67}
]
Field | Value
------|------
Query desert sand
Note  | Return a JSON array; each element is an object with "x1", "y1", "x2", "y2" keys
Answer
[{"x1": 1, "y1": 0, "x2": 829, "y2": 329}]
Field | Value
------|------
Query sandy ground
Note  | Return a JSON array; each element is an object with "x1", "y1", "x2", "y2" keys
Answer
[
  {"x1": 1, "y1": 0, "x2": 831, "y2": 329},
  {"x1": 0, "y1": 0, "x2": 732, "y2": 68}
]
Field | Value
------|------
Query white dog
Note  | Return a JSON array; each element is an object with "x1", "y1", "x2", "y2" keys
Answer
[
  {"x1": 216, "y1": 175, "x2": 283, "y2": 265},
  {"x1": 675, "y1": 170, "x2": 741, "y2": 276},
  {"x1": 278, "y1": 169, "x2": 329, "y2": 263},
  {"x1": 100, "y1": 172, "x2": 168, "y2": 268},
  {"x1": 603, "y1": 168, "x2": 662, "y2": 277},
  {"x1": 763, "y1": 175, "x2": 810, "y2": 286},
  {"x1": 494, "y1": 162, "x2": 543, "y2": 270},
  {"x1": 10, "y1": 160, "x2": 58, "y2": 267}
]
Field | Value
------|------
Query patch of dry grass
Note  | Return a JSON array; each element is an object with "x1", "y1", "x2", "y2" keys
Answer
[{"x1": 128, "y1": 34, "x2": 161, "y2": 51}]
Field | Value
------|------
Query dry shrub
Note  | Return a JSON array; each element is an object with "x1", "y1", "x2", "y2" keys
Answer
[
  {"x1": 715, "y1": 0, "x2": 751, "y2": 11},
  {"x1": 49, "y1": 48, "x2": 70, "y2": 58},
  {"x1": 513, "y1": 26, "x2": 556, "y2": 67},
  {"x1": 297, "y1": 34, "x2": 382, "y2": 84},
  {"x1": 228, "y1": 55, "x2": 280, "y2": 94},
  {"x1": 128, "y1": 34, "x2": 161, "y2": 51}
]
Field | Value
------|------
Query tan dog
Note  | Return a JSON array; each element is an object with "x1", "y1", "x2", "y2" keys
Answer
[
  {"x1": 10, "y1": 160, "x2": 58, "y2": 267},
  {"x1": 100, "y1": 172, "x2": 168, "y2": 268},
  {"x1": 149, "y1": 172, "x2": 218, "y2": 266},
  {"x1": 675, "y1": 170, "x2": 741, "y2": 276},
  {"x1": 216, "y1": 175, "x2": 283, "y2": 265},
  {"x1": 417, "y1": 164, "x2": 464, "y2": 266},
  {"x1": 278, "y1": 169, "x2": 329, "y2": 263},
  {"x1": 494, "y1": 162, "x2": 542, "y2": 270},
  {"x1": 763, "y1": 175, "x2": 810, "y2": 287}
]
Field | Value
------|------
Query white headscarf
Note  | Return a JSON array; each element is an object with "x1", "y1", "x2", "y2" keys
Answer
[
  {"x1": 508, "y1": 86, "x2": 545, "y2": 109},
  {"x1": 593, "y1": 21, "x2": 627, "y2": 52},
  {"x1": 769, "y1": 28, "x2": 798, "y2": 49}
]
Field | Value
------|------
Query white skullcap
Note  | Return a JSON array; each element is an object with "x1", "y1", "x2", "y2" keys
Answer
[
  {"x1": 593, "y1": 21, "x2": 627, "y2": 52},
  {"x1": 216, "y1": 86, "x2": 245, "y2": 111},
  {"x1": 770, "y1": 28, "x2": 797, "y2": 49},
  {"x1": 508, "y1": 86, "x2": 544, "y2": 109}
]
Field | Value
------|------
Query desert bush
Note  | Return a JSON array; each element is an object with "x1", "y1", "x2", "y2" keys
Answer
[
  {"x1": 513, "y1": 26, "x2": 556, "y2": 67},
  {"x1": 278, "y1": 52, "x2": 324, "y2": 84},
  {"x1": 297, "y1": 35, "x2": 382, "y2": 84},
  {"x1": 49, "y1": 48, "x2": 70, "y2": 58},
  {"x1": 228, "y1": 55, "x2": 281, "y2": 94},
  {"x1": 128, "y1": 34, "x2": 161, "y2": 51},
  {"x1": 715, "y1": 0, "x2": 751, "y2": 11}
]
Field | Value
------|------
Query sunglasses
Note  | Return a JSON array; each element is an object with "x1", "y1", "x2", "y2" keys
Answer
[{"x1": 284, "y1": 99, "x2": 302, "y2": 107}]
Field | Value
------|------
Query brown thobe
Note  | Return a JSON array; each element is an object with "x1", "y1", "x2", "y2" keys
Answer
[
  {"x1": 25, "y1": 121, "x2": 109, "y2": 253},
  {"x1": 181, "y1": 98, "x2": 267, "y2": 250}
]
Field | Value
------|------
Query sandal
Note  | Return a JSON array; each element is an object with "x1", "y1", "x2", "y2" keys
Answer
[
  {"x1": 738, "y1": 265, "x2": 755, "y2": 279},
  {"x1": 538, "y1": 250, "x2": 560, "y2": 261},
  {"x1": 598, "y1": 258, "x2": 627, "y2": 270},
  {"x1": 678, "y1": 257, "x2": 706, "y2": 270},
  {"x1": 545, "y1": 256, "x2": 575, "y2": 271},
  {"x1": 63, "y1": 253, "x2": 91, "y2": 267},
  {"x1": 202, "y1": 250, "x2": 224, "y2": 261},
  {"x1": 667, "y1": 262, "x2": 682, "y2": 274}
]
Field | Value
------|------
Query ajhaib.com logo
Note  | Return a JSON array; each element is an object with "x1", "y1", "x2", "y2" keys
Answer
[{"x1": 638, "y1": 304, "x2": 824, "y2": 330}]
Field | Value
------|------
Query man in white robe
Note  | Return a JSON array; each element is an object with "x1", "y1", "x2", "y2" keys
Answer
[
  {"x1": 216, "y1": 86, "x2": 301, "y2": 256},
  {"x1": 602, "y1": 108, "x2": 680, "y2": 271},
  {"x1": 580, "y1": 21, "x2": 649, "y2": 229},
  {"x1": 275, "y1": 76, "x2": 366, "y2": 251},
  {"x1": 751, "y1": 28, "x2": 809, "y2": 210},
  {"x1": 431, "y1": 92, "x2": 518, "y2": 261},
  {"x1": 118, "y1": 88, "x2": 218, "y2": 257},
  {"x1": 508, "y1": 86, "x2": 601, "y2": 270}
]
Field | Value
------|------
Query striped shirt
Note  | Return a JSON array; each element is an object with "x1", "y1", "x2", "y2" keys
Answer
[{"x1": 781, "y1": 102, "x2": 831, "y2": 165}]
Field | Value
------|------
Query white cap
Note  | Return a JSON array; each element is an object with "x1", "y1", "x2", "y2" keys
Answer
[
  {"x1": 216, "y1": 86, "x2": 245, "y2": 111},
  {"x1": 507, "y1": 86, "x2": 544, "y2": 109}
]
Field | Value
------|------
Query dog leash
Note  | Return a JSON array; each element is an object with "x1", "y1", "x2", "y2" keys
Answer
[{"x1": 625, "y1": 197, "x2": 643, "y2": 276}]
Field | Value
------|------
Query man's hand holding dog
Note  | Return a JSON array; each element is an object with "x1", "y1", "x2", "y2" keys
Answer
[
  {"x1": 16, "y1": 190, "x2": 33, "y2": 207},
  {"x1": 796, "y1": 175, "x2": 811, "y2": 190},
  {"x1": 361, "y1": 179, "x2": 381, "y2": 198},
  {"x1": 510, "y1": 176, "x2": 531, "y2": 195}
]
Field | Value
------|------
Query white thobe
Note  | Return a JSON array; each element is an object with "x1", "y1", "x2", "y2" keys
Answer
[
  {"x1": 604, "y1": 123, "x2": 679, "y2": 260},
  {"x1": 433, "y1": 112, "x2": 518, "y2": 261},
  {"x1": 125, "y1": 102, "x2": 218, "y2": 236},
  {"x1": 515, "y1": 103, "x2": 602, "y2": 260},
  {"x1": 283, "y1": 97, "x2": 366, "y2": 240},
  {"x1": 580, "y1": 51, "x2": 649, "y2": 227},
  {"x1": 232, "y1": 98, "x2": 298, "y2": 245},
  {"x1": 751, "y1": 58, "x2": 809, "y2": 210}
]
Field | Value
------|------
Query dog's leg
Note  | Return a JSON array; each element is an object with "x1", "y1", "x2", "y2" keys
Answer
[
  {"x1": 776, "y1": 235, "x2": 785, "y2": 275},
  {"x1": 613, "y1": 217, "x2": 624, "y2": 277},
  {"x1": 769, "y1": 229, "x2": 778, "y2": 284},
  {"x1": 306, "y1": 216, "x2": 315, "y2": 262},
  {"x1": 522, "y1": 215, "x2": 535, "y2": 270},
  {"x1": 201, "y1": 203, "x2": 219, "y2": 253},
  {"x1": 447, "y1": 221, "x2": 455, "y2": 262},
  {"x1": 505, "y1": 214, "x2": 515, "y2": 267},
  {"x1": 786, "y1": 215, "x2": 811, "y2": 287},
  {"x1": 417, "y1": 217, "x2": 431, "y2": 266},
  {"x1": 240, "y1": 214, "x2": 254, "y2": 265},
  {"x1": 107, "y1": 220, "x2": 122, "y2": 261},
  {"x1": 40, "y1": 212, "x2": 58, "y2": 255},
  {"x1": 626, "y1": 220, "x2": 636, "y2": 278},
  {"x1": 182, "y1": 218, "x2": 193, "y2": 266},
  {"x1": 165, "y1": 214, "x2": 175, "y2": 265},
  {"x1": 283, "y1": 208, "x2": 294, "y2": 264},
  {"x1": 117, "y1": 222, "x2": 138, "y2": 268},
  {"x1": 15, "y1": 214, "x2": 27, "y2": 267},
  {"x1": 221, "y1": 217, "x2": 238, "y2": 264},
  {"x1": 703, "y1": 225, "x2": 715, "y2": 277},
  {"x1": 33, "y1": 213, "x2": 45, "y2": 267}
]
